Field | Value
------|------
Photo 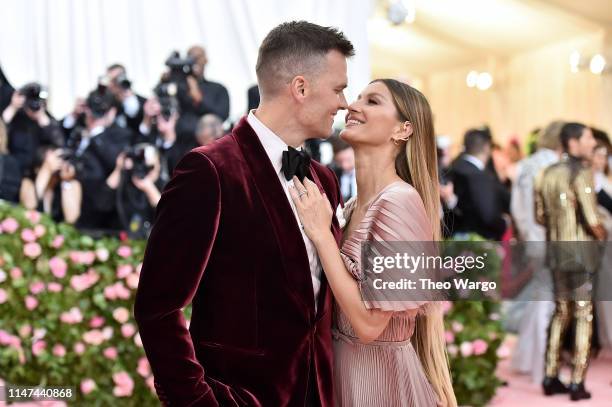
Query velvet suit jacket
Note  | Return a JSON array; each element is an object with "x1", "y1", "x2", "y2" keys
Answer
[{"x1": 134, "y1": 117, "x2": 343, "y2": 407}]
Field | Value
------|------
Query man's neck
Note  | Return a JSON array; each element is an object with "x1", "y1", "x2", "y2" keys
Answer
[{"x1": 253, "y1": 103, "x2": 309, "y2": 148}]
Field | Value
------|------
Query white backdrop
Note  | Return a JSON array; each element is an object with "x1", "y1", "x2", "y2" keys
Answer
[{"x1": 0, "y1": 0, "x2": 372, "y2": 122}]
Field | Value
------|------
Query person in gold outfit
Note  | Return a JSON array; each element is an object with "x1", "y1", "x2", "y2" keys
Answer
[{"x1": 535, "y1": 122, "x2": 607, "y2": 401}]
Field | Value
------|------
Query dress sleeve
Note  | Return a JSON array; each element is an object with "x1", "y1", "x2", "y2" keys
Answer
[{"x1": 340, "y1": 185, "x2": 439, "y2": 311}]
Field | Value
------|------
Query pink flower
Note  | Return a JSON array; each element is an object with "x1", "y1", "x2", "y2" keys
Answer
[
  {"x1": 80, "y1": 378, "x2": 96, "y2": 395},
  {"x1": 452, "y1": 321, "x2": 464, "y2": 333},
  {"x1": 117, "y1": 246, "x2": 132, "y2": 258},
  {"x1": 18, "y1": 325, "x2": 32, "y2": 337},
  {"x1": 137, "y1": 357, "x2": 151, "y2": 377},
  {"x1": 103, "y1": 347, "x2": 118, "y2": 359},
  {"x1": 82, "y1": 251, "x2": 96, "y2": 265},
  {"x1": 447, "y1": 344, "x2": 458, "y2": 357},
  {"x1": 89, "y1": 316, "x2": 105, "y2": 328},
  {"x1": 112, "y1": 371, "x2": 134, "y2": 397},
  {"x1": 460, "y1": 341, "x2": 473, "y2": 357},
  {"x1": 21, "y1": 228, "x2": 37, "y2": 243},
  {"x1": 24, "y1": 242, "x2": 42, "y2": 258},
  {"x1": 121, "y1": 323, "x2": 136, "y2": 338},
  {"x1": 113, "y1": 307, "x2": 130, "y2": 324},
  {"x1": 29, "y1": 281, "x2": 45, "y2": 295},
  {"x1": 70, "y1": 269, "x2": 99, "y2": 292},
  {"x1": 104, "y1": 282, "x2": 130, "y2": 300},
  {"x1": 146, "y1": 376, "x2": 155, "y2": 393},
  {"x1": 26, "y1": 210, "x2": 41, "y2": 224},
  {"x1": 83, "y1": 330, "x2": 105, "y2": 346},
  {"x1": 496, "y1": 344, "x2": 511, "y2": 359},
  {"x1": 51, "y1": 235, "x2": 65, "y2": 249},
  {"x1": 472, "y1": 339, "x2": 488, "y2": 355},
  {"x1": 32, "y1": 340, "x2": 46, "y2": 356},
  {"x1": 1, "y1": 218, "x2": 19, "y2": 233},
  {"x1": 95, "y1": 248, "x2": 109, "y2": 262},
  {"x1": 0, "y1": 288, "x2": 7, "y2": 304},
  {"x1": 445, "y1": 331, "x2": 455, "y2": 344},
  {"x1": 102, "y1": 327, "x2": 114, "y2": 340},
  {"x1": 69, "y1": 251, "x2": 96, "y2": 265},
  {"x1": 134, "y1": 333, "x2": 143, "y2": 348},
  {"x1": 0, "y1": 329, "x2": 11, "y2": 344},
  {"x1": 441, "y1": 301, "x2": 453, "y2": 314},
  {"x1": 116, "y1": 264, "x2": 133, "y2": 279},
  {"x1": 47, "y1": 282, "x2": 62, "y2": 292},
  {"x1": 0, "y1": 269, "x2": 5, "y2": 283},
  {"x1": 126, "y1": 273, "x2": 139, "y2": 289},
  {"x1": 34, "y1": 224, "x2": 46, "y2": 238},
  {"x1": 10, "y1": 267, "x2": 22, "y2": 279},
  {"x1": 49, "y1": 257, "x2": 67, "y2": 278},
  {"x1": 74, "y1": 342, "x2": 85, "y2": 354},
  {"x1": 25, "y1": 295, "x2": 38, "y2": 310},
  {"x1": 60, "y1": 307, "x2": 83, "y2": 324},
  {"x1": 52, "y1": 344, "x2": 66, "y2": 357}
]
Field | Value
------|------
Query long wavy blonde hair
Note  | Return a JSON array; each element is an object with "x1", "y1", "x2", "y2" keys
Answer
[{"x1": 373, "y1": 79, "x2": 457, "y2": 407}]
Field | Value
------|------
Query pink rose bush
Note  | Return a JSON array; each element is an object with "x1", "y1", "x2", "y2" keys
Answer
[{"x1": 0, "y1": 201, "x2": 158, "y2": 404}]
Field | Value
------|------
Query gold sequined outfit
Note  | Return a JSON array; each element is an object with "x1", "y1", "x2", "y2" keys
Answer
[{"x1": 534, "y1": 155, "x2": 602, "y2": 384}]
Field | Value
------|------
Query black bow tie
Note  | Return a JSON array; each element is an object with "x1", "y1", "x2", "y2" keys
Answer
[{"x1": 281, "y1": 146, "x2": 311, "y2": 181}]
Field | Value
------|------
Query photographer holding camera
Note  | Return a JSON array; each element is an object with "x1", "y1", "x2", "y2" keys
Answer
[
  {"x1": 104, "y1": 63, "x2": 146, "y2": 134},
  {"x1": 138, "y1": 84, "x2": 192, "y2": 185},
  {"x1": 32, "y1": 146, "x2": 81, "y2": 224},
  {"x1": 62, "y1": 86, "x2": 132, "y2": 233},
  {"x1": 1, "y1": 82, "x2": 64, "y2": 181},
  {"x1": 0, "y1": 64, "x2": 14, "y2": 114},
  {"x1": 157, "y1": 47, "x2": 229, "y2": 144},
  {"x1": 104, "y1": 143, "x2": 162, "y2": 239},
  {"x1": 0, "y1": 119, "x2": 22, "y2": 203}
]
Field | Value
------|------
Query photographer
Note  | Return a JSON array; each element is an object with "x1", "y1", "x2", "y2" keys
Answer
[
  {"x1": 65, "y1": 87, "x2": 131, "y2": 232},
  {"x1": 158, "y1": 47, "x2": 229, "y2": 143},
  {"x1": 0, "y1": 64, "x2": 14, "y2": 114},
  {"x1": 138, "y1": 86, "x2": 191, "y2": 184},
  {"x1": 0, "y1": 119, "x2": 22, "y2": 203},
  {"x1": 32, "y1": 147, "x2": 81, "y2": 224},
  {"x1": 104, "y1": 63, "x2": 146, "y2": 134},
  {"x1": 2, "y1": 83, "x2": 64, "y2": 180},
  {"x1": 105, "y1": 144, "x2": 162, "y2": 239}
]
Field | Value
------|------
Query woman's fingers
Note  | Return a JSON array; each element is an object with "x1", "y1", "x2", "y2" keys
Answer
[
  {"x1": 303, "y1": 178, "x2": 321, "y2": 198},
  {"x1": 288, "y1": 184, "x2": 302, "y2": 206}
]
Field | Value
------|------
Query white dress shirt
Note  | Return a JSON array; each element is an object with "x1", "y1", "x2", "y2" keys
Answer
[{"x1": 247, "y1": 111, "x2": 322, "y2": 310}]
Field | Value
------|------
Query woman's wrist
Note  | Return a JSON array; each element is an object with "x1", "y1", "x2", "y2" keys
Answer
[{"x1": 311, "y1": 229, "x2": 335, "y2": 247}]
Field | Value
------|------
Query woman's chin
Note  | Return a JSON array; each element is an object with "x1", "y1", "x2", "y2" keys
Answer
[{"x1": 339, "y1": 127, "x2": 356, "y2": 142}]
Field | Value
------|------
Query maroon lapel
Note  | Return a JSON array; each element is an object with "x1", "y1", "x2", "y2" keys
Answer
[
  {"x1": 309, "y1": 165, "x2": 342, "y2": 321},
  {"x1": 233, "y1": 117, "x2": 316, "y2": 321}
]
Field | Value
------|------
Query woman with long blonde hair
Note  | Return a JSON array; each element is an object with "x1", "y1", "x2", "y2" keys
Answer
[{"x1": 290, "y1": 79, "x2": 456, "y2": 406}]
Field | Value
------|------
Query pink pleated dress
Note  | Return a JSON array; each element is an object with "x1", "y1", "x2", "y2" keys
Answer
[{"x1": 333, "y1": 181, "x2": 440, "y2": 407}]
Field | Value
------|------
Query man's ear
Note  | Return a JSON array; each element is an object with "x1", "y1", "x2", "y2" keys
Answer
[{"x1": 290, "y1": 76, "x2": 307, "y2": 101}]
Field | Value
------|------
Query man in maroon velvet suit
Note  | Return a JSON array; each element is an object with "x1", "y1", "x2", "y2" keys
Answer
[{"x1": 134, "y1": 21, "x2": 354, "y2": 406}]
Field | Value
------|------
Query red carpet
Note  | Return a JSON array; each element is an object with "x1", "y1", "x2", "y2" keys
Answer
[{"x1": 491, "y1": 335, "x2": 612, "y2": 406}]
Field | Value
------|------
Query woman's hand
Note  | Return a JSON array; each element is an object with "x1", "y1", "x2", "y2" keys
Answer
[{"x1": 289, "y1": 176, "x2": 333, "y2": 244}]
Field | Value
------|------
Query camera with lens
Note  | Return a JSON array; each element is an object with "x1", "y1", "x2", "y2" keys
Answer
[
  {"x1": 165, "y1": 51, "x2": 195, "y2": 79},
  {"x1": 57, "y1": 128, "x2": 86, "y2": 173},
  {"x1": 124, "y1": 143, "x2": 157, "y2": 179},
  {"x1": 19, "y1": 82, "x2": 48, "y2": 112},
  {"x1": 154, "y1": 82, "x2": 179, "y2": 120},
  {"x1": 112, "y1": 72, "x2": 131, "y2": 90}
]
